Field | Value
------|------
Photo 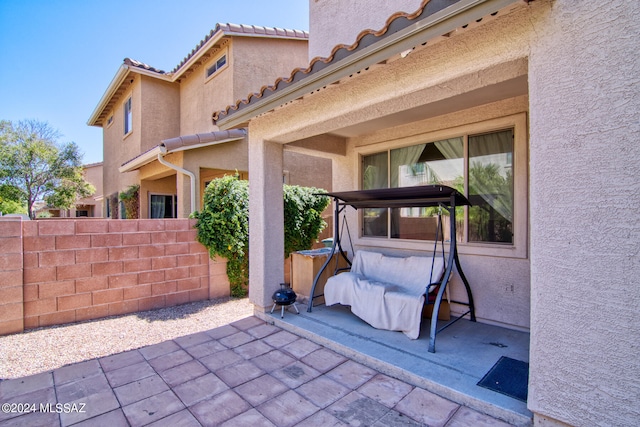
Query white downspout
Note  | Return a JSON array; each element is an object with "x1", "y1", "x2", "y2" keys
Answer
[{"x1": 157, "y1": 148, "x2": 196, "y2": 215}]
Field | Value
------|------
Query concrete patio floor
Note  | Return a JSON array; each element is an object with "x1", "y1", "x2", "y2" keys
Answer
[
  {"x1": 260, "y1": 304, "x2": 532, "y2": 426},
  {"x1": 0, "y1": 315, "x2": 519, "y2": 426}
]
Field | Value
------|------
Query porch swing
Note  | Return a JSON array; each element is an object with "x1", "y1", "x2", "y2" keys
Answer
[{"x1": 307, "y1": 184, "x2": 475, "y2": 353}]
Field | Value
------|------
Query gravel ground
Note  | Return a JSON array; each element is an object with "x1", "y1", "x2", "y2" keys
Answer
[{"x1": 0, "y1": 297, "x2": 253, "y2": 380}]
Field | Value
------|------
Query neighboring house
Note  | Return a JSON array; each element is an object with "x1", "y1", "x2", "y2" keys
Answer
[
  {"x1": 212, "y1": 1, "x2": 639, "y2": 427},
  {"x1": 88, "y1": 24, "x2": 331, "y2": 219},
  {"x1": 36, "y1": 162, "x2": 103, "y2": 218}
]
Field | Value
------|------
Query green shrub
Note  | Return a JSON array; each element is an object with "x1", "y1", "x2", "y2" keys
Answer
[{"x1": 193, "y1": 174, "x2": 329, "y2": 297}]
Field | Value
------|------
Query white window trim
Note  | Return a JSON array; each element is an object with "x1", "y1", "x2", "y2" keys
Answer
[
  {"x1": 205, "y1": 48, "x2": 229, "y2": 83},
  {"x1": 353, "y1": 113, "x2": 528, "y2": 259},
  {"x1": 123, "y1": 96, "x2": 133, "y2": 138}
]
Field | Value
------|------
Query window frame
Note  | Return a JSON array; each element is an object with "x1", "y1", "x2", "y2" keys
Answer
[
  {"x1": 123, "y1": 96, "x2": 133, "y2": 137},
  {"x1": 205, "y1": 49, "x2": 229, "y2": 82},
  {"x1": 148, "y1": 193, "x2": 178, "y2": 219},
  {"x1": 355, "y1": 113, "x2": 528, "y2": 259}
]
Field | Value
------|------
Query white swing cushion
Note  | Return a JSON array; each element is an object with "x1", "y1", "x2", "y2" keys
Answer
[{"x1": 324, "y1": 250, "x2": 445, "y2": 339}]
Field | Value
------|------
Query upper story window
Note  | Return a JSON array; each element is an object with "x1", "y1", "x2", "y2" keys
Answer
[
  {"x1": 359, "y1": 113, "x2": 527, "y2": 257},
  {"x1": 124, "y1": 97, "x2": 132, "y2": 135},
  {"x1": 107, "y1": 115, "x2": 114, "y2": 127},
  {"x1": 206, "y1": 53, "x2": 227, "y2": 79}
]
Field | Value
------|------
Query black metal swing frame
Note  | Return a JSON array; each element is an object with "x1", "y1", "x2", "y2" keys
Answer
[{"x1": 307, "y1": 184, "x2": 476, "y2": 353}]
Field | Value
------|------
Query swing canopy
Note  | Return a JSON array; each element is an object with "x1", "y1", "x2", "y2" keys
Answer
[{"x1": 320, "y1": 185, "x2": 471, "y2": 209}]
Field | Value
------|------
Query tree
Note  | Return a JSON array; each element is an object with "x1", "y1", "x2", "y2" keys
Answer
[
  {"x1": 193, "y1": 174, "x2": 329, "y2": 297},
  {"x1": 0, "y1": 119, "x2": 94, "y2": 219}
]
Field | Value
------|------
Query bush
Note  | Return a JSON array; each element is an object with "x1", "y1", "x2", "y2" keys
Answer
[{"x1": 193, "y1": 174, "x2": 329, "y2": 297}]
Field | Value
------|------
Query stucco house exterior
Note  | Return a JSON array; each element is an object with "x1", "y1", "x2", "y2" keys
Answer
[
  {"x1": 212, "y1": 0, "x2": 639, "y2": 426},
  {"x1": 88, "y1": 23, "x2": 331, "y2": 219}
]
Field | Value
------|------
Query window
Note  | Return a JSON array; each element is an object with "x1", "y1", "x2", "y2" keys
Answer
[
  {"x1": 150, "y1": 194, "x2": 177, "y2": 218},
  {"x1": 361, "y1": 128, "x2": 515, "y2": 246},
  {"x1": 107, "y1": 115, "x2": 114, "y2": 127},
  {"x1": 206, "y1": 54, "x2": 227, "y2": 78},
  {"x1": 124, "y1": 97, "x2": 132, "y2": 135}
]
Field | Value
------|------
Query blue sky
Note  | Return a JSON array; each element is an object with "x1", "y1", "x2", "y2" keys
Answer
[{"x1": 0, "y1": 0, "x2": 309, "y2": 164}]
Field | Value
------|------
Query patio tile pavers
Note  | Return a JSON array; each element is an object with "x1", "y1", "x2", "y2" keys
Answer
[
  {"x1": 145, "y1": 409, "x2": 201, "y2": 427},
  {"x1": 262, "y1": 329, "x2": 299, "y2": 348},
  {"x1": 0, "y1": 410, "x2": 60, "y2": 427},
  {"x1": 0, "y1": 316, "x2": 514, "y2": 426},
  {"x1": 233, "y1": 374, "x2": 289, "y2": 406},
  {"x1": 183, "y1": 339, "x2": 226, "y2": 359},
  {"x1": 233, "y1": 339, "x2": 273, "y2": 359},
  {"x1": 199, "y1": 348, "x2": 244, "y2": 371},
  {"x1": 281, "y1": 337, "x2": 321, "y2": 358},
  {"x1": 0, "y1": 386, "x2": 56, "y2": 423},
  {"x1": 189, "y1": 389, "x2": 251, "y2": 426},
  {"x1": 0, "y1": 371, "x2": 53, "y2": 399},
  {"x1": 394, "y1": 386, "x2": 460, "y2": 427},
  {"x1": 218, "y1": 330, "x2": 254, "y2": 348},
  {"x1": 104, "y1": 360, "x2": 155, "y2": 388},
  {"x1": 147, "y1": 349, "x2": 193, "y2": 372},
  {"x1": 327, "y1": 391, "x2": 391, "y2": 426},
  {"x1": 246, "y1": 323, "x2": 280, "y2": 339},
  {"x1": 98, "y1": 350, "x2": 144, "y2": 373},
  {"x1": 54, "y1": 359, "x2": 102, "y2": 384},
  {"x1": 220, "y1": 408, "x2": 277, "y2": 427},
  {"x1": 172, "y1": 372, "x2": 228, "y2": 407},
  {"x1": 215, "y1": 359, "x2": 265, "y2": 388},
  {"x1": 295, "y1": 409, "x2": 347, "y2": 427},
  {"x1": 71, "y1": 409, "x2": 128, "y2": 427},
  {"x1": 251, "y1": 349, "x2": 296, "y2": 372},
  {"x1": 157, "y1": 360, "x2": 209, "y2": 388},
  {"x1": 204, "y1": 324, "x2": 239, "y2": 340},
  {"x1": 301, "y1": 347, "x2": 348, "y2": 372},
  {"x1": 173, "y1": 331, "x2": 212, "y2": 349},
  {"x1": 326, "y1": 360, "x2": 378, "y2": 389},
  {"x1": 358, "y1": 373, "x2": 414, "y2": 407},
  {"x1": 271, "y1": 360, "x2": 322, "y2": 389},
  {"x1": 138, "y1": 340, "x2": 181, "y2": 360},
  {"x1": 445, "y1": 405, "x2": 515, "y2": 427},
  {"x1": 296, "y1": 375, "x2": 351, "y2": 408},
  {"x1": 55, "y1": 372, "x2": 111, "y2": 403},
  {"x1": 113, "y1": 374, "x2": 170, "y2": 407},
  {"x1": 60, "y1": 389, "x2": 120, "y2": 426},
  {"x1": 121, "y1": 389, "x2": 185, "y2": 426},
  {"x1": 257, "y1": 389, "x2": 319, "y2": 427}
]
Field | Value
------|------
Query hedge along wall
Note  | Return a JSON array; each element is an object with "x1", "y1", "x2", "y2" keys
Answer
[{"x1": 0, "y1": 218, "x2": 230, "y2": 336}]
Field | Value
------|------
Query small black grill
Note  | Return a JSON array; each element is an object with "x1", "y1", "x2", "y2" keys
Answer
[{"x1": 271, "y1": 283, "x2": 299, "y2": 318}]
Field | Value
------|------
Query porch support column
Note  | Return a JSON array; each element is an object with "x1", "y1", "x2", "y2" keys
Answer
[{"x1": 248, "y1": 134, "x2": 284, "y2": 311}]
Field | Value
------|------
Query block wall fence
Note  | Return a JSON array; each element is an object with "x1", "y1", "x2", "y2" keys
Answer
[{"x1": 0, "y1": 218, "x2": 231, "y2": 336}]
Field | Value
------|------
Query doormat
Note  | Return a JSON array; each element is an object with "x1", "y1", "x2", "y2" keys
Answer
[{"x1": 477, "y1": 356, "x2": 529, "y2": 402}]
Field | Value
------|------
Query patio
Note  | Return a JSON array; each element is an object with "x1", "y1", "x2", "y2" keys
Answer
[
  {"x1": 0, "y1": 315, "x2": 523, "y2": 426},
  {"x1": 261, "y1": 304, "x2": 532, "y2": 426}
]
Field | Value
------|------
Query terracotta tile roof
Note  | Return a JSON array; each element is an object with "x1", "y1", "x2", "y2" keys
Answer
[
  {"x1": 123, "y1": 58, "x2": 167, "y2": 75},
  {"x1": 171, "y1": 23, "x2": 309, "y2": 74},
  {"x1": 211, "y1": 0, "x2": 435, "y2": 124}
]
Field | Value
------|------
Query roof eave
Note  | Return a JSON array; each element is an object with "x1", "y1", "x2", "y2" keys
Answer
[
  {"x1": 87, "y1": 65, "x2": 172, "y2": 127},
  {"x1": 215, "y1": 0, "x2": 522, "y2": 130}
]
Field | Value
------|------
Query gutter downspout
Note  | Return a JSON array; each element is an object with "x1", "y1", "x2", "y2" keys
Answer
[{"x1": 157, "y1": 148, "x2": 197, "y2": 215}]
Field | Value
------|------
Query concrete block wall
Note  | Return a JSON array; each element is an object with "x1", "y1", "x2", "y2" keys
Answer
[
  {"x1": 0, "y1": 218, "x2": 24, "y2": 335},
  {"x1": 0, "y1": 218, "x2": 229, "y2": 335}
]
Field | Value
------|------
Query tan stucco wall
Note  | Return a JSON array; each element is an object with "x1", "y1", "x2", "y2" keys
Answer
[
  {"x1": 527, "y1": 1, "x2": 640, "y2": 426},
  {"x1": 308, "y1": 0, "x2": 423, "y2": 60},
  {"x1": 101, "y1": 74, "x2": 180, "y2": 216},
  {"x1": 139, "y1": 76, "x2": 180, "y2": 152},
  {"x1": 232, "y1": 37, "x2": 308, "y2": 101}
]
